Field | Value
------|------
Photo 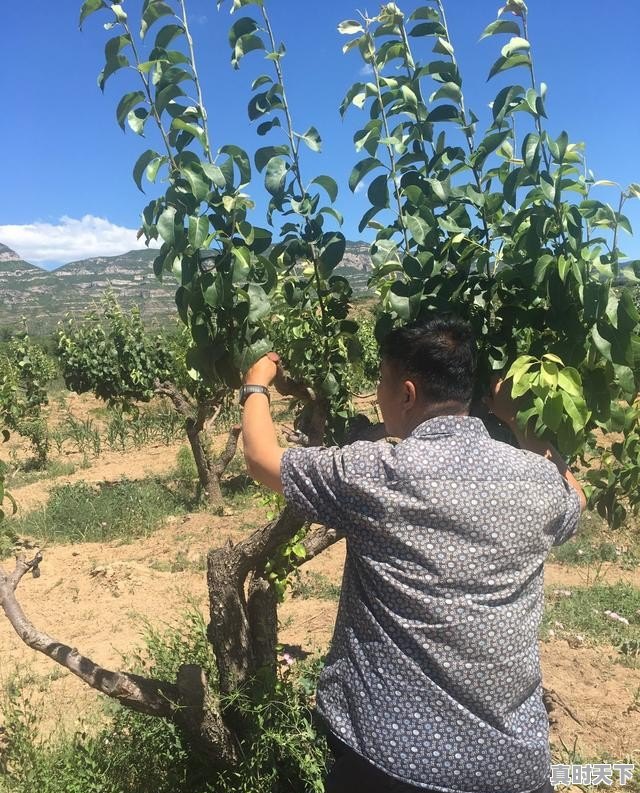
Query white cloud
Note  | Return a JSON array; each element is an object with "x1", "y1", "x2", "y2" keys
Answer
[
  {"x1": 354, "y1": 179, "x2": 369, "y2": 195},
  {"x1": 0, "y1": 215, "x2": 157, "y2": 268},
  {"x1": 359, "y1": 63, "x2": 374, "y2": 76}
]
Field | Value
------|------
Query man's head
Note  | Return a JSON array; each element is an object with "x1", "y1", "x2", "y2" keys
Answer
[{"x1": 376, "y1": 316, "x2": 476, "y2": 439}]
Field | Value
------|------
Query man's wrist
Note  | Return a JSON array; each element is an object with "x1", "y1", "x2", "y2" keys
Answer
[{"x1": 239, "y1": 384, "x2": 271, "y2": 407}]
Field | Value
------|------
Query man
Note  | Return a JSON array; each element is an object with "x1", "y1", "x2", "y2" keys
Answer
[{"x1": 239, "y1": 316, "x2": 585, "y2": 793}]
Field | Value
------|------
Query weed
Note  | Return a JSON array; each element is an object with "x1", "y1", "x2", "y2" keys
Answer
[
  {"x1": 542, "y1": 583, "x2": 640, "y2": 648},
  {"x1": 550, "y1": 510, "x2": 640, "y2": 570},
  {"x1": 175, "y1": 445, "x2": 198, "y2": 483},
  {"x1": 6, "y1": 479, "x2": 186, "y2": 548}
]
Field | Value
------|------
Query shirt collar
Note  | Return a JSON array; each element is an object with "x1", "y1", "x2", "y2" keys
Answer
[{"x1": 409, "y1": 414, "x2": 490, "y2": 440}]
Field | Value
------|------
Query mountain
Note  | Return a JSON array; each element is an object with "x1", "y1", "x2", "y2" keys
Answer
[{"x1": 0, "y1": 241, "x2": 373, "y2": 336}]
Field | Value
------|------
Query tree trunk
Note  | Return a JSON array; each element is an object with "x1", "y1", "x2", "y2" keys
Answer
[
  {"x1": 187, "y1": 422, "x2": 224, "y2": 508},
  {"x1": 154, "y1": 381, "x2": 241, "y2": 510}
]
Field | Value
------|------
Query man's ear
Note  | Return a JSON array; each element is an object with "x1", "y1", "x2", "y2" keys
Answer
[{"x1": 402, "y1": 379, "x2": 417, "y2": 407}]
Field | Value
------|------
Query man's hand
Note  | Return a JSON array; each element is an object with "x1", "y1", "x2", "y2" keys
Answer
[
  {"x1": 486, "y1": 376, "x2": 519, "y2": 428},
  {"x1": 487, "y1": 375, "x2": 587, "y2": 512},
  {"x1": 243, "y1": 352, "x2": 280, "y2": 388}
]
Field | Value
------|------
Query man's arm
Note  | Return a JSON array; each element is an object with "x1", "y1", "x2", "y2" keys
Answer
[
  {"x1": 488, "y1": 378, "x2": 587, "y2": 512},
  {"x1": 241, "y1": 354, "x2": 284, "y2": 494}
]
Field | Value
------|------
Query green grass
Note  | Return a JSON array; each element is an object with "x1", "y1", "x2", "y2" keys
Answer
[
  {"x1": 4, "y1": 479, "x2": 186, "y2": 550},
  {"x1": 0, "y1": 459, "x2": 77, "y2": 489},
  {"x1": 542, "y1": 583, "x2": 640, "y2": 653},
  {"x1": 549, "y1": 510, "x2": 640, "y2": 569}
]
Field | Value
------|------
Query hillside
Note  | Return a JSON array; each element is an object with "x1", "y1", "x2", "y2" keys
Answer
[{"x1": 0, "y1": 241, "x2": 373, "y2": 336}]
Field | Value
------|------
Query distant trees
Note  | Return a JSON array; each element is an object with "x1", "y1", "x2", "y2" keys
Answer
[
  {"x1": 57, "y1": 293, "x2": 240, "y2": 508},
  {"x1": 0, "y1": 327, "x2": 57, "y2": 467}
]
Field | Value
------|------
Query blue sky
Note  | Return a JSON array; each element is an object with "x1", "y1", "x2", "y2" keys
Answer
[{"x1": 1, "y1": 0, "x2": 639, "y2": 269}]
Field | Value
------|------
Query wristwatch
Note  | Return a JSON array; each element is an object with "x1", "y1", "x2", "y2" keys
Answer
[{"x1": 239, "y1": 384, "x2": 271, "y2": 407}]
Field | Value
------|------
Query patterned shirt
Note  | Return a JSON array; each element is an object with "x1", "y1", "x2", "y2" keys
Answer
[{"x1": 280, "y1": 415, "x2": 581, "y2": 793}]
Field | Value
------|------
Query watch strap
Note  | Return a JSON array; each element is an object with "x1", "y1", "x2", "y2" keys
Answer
[{"x1": 239, "y1": 384, "x2": 271, "y2": 406}]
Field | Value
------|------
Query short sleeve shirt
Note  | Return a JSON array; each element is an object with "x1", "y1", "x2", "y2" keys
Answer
[{"x1": 280, "y1": 415, "x2": 581, "y2": 793}]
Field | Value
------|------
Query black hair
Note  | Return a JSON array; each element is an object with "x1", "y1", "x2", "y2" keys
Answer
[{"x1": 379, "y1": 316, "x2": 476, "y2": 406}]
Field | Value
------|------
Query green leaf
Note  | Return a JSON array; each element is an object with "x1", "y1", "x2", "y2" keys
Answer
[
  {"x1": 318, "y1": 233, "x2": 346, "y2": 278},
  {"x1": 188, "y1": 216, "x2": 209, "y2": 249},
  {"x1": 157, "y1": 206, "x2": 178, "y2": 245},
  {"x1": 255, "y1": 145, "x2": 290, "y2": 172},
  {"x1": 319, "y1": 206, "x2": 344, "y2": 225},
  {"x1": 501, "y1": 36, "x2": 530, "y2": 58},
  {"x1": 171, "y1": 118, "x2": 206, "y2": 146},
  {"x1": 320, "y1": 372, "x2": 340, "y2": 397},
  {"x1": 409, "y1": 7, "x2": 440, "y2": 21},
  {"x1": 479, "y1": 19, "x2": 521, "y2": 39},
  {"x1": 522, "y1": 132, "x2": 540, "y2": 171},
  {"x1": 298, "y1": 126, "x2": 322, "y2": 152},
  {"x1": 338, "y1": 20, "x2": 364, "y2": 34},
  {"x1": 473, "y1": 130, "x2": 511, "y2": 169},
  {"x1": 559, "y1": 390, "x2": 589, "y2": 432},
  {"x1": 155, "y1": 23, "x2": 185, "y2": 49},
  {"x1": 79, "y1": 0, "x2": 107, "y2": 29},
  {"x1": 507, "y1": 355, "x2": 536, "y2": 383},
  {"x1": 228, "y1": 16, "x2": 258, "y2": 46},
  {"x1": 141, "y1": 0, "x2": 175, "y2": 38},
  {"x1": 349, "y1": 157, "x2": 383, "y2": 192},
  {"x1": 542, "y1": 391, "x2": 563, "y2": 432},
  {"x1": 491, "y1": 84, "x2": 524, "y2": 126},
  {"x1": 146, "y1": 155, "x2": 166, "y2": 182},
  {"x1": 133, "y1": 149, "x2": 161, "y2": 192},
  {"x1": 232, "y1": 33, "x2": 265, "y2": 69},
  {"x1": 116, "y1": 91, "x2": 146, "y2": 131},
  {"x1": 201, "y1": 163, "x2": 227, "y2": 189},
  {"x1": 591, "y1": 325, "x2": 612, "y2": 361},
  {"x1": 127, "y1": 107, "x2": 148, "y2": 135},
  {"x1": 406, "y1": 214, "x2": 430, "y2": 245},
  {"x1": 426, "y1": 104, "x2": 461, "y2": 123},
  {"x1": 429, "y1": 82, "x2": 462, "y2": 104},
  {"x1": 247, "y1": 283, "x2": 270, "y2": 321},
  {"x1": 234, "y1": 338, "x2": 272, "y2": 375},
  {"x1": 265, "y1": 157, "x2": 287, "y2": 196},
  {"x1": 488, "y1": 53, "x2": 531, "y2": 81},
  {"x1": 219, "y1": 144, "x2": 252, "y2": 186},
  {"x1": 409, "y1": 21, "x2": 446, "y2": 37},
  {"x1": 99, "y1": 48, "x2": 130, "y2": 91},
  {"x1": 368, "y1": 174, "x2": 390, "y2": 208},
  {"x1": 257, "y1": 118, "x2": 281, "y2": 136},
  {"x1": 311, "y1": 175, "x2": 338, "y2": 202},
  {"x1": 182, "y1": 165, "x2": 209, "y2": 202}
]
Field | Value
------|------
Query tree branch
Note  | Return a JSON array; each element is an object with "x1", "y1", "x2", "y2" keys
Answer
[
  {"x1": 214, "y1": 425, "x2": 242, "y2": 477},
  {"x1": 0, "y1": 554, "x2": 178, "y2": 718},
  {"x1": 154, "y1": 380, "x2": 194, "y2": 419},
  {"x1": 300, "y1": 525, "x2": 342, "y2": 563},
  {"x1": 0, "y1": 553, "x2": 239, "y2": 765}
]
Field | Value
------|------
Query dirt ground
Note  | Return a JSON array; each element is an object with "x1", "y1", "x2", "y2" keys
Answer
[{"x1": 1, "y1": 392, "x2": 639, "y2": 788}]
